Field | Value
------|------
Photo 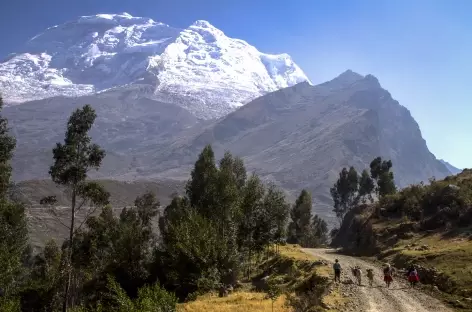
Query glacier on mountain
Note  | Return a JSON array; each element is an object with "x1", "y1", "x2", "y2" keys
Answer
[{"x1": 0, "y1": 13, "x2": 310, "y2": 119}]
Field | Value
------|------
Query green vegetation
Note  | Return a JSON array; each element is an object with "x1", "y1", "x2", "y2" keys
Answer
[
  {"x1": 0, "y1": 94, "x2": 29, "y2": 310},
  {"x1": 40, "y1": 104, "x2": 111, "y2": 311},
  {"x1": 287, "y1": 190, "x2": 328, "y2": 248},
  {"x1": 332, "y1": 156, "x2": 472, "y2": 310},
  {"x1": 330, "y1": 157, "x2": 395, "y2": 226},
  {"x1": 369, "y1": 157, "x2": 396, "y2": 198},
  {"x1": 0, "y1": 94, "x2": 328, "y2": 311},
  {"x1": 178, "y1": 244, "x2": 330, "y2": 312}
]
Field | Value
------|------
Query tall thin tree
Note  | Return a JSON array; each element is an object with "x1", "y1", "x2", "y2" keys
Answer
[
  {"x1": 288, "y1": 190, "x2": 312, "y2": 247},
  {"x1": 41, "y1": 105, "x2": 109, "y2": 312},
  {"x1": 330, "y1": 167, "x2": 359, "y2": 225}
]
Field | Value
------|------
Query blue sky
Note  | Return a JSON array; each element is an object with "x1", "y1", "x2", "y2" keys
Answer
[{"x1": 1, "y1": 0, "x2": 471, "y2": 168}]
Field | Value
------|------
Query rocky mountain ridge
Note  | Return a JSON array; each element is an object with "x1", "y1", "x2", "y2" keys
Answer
[{"x1": 439, "y1": 159, "x2": 462, "y2": 175}]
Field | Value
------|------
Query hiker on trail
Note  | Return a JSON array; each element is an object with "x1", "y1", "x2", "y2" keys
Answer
[
  {"x1": 383, "y1": 263, "x2": 394, "y2": 288},
  {"x1": 366, "y1": 268, "x2": 374, "y2": 287},
  {"x1": 408, "y1": 267, "x2": 420, "y2": 287},
  {"x1": 354, "y1": 266, "x2": 362, "y2": 286},
  {"x1": 333, "y1": 259, "x2": 342, "y2": 283}
]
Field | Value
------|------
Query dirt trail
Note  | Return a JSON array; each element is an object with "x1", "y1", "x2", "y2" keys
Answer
[{"x1": 302, "y1": 248, "x2": 452, "y2": 312}]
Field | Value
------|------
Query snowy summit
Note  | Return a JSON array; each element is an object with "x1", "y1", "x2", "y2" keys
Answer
[{"x1": 0, "y1": 13, "x2": 310, "y2": 119}]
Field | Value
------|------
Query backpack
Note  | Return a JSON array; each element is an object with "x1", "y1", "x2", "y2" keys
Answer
[
  {"x1": 409, "y1": 270, "x2": 417, "y2": 277},
  {"x1": 383, "y1": 267, "x2": 391, "y2": 275}
]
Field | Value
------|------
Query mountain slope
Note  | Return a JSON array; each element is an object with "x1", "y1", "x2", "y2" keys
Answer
[
  {"x1": 144, "y1": 71, "x2": 450, "y2": 220},
  {"x1": 5, "y1": 84, "x2": 200, "y2": 181},
  {"x1": 4, "y1": 71, "x2": 449, "y2": 225},
  {"x1": 439, "y1": 159, "x2": 462, "y2": 175},
  {"x1": 0, "y1": 13, "x2": 309, "y2": 119}
]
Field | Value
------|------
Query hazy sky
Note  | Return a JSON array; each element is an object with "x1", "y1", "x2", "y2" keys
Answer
[{"x1": 1, "y1": 0, "x2": 471, "y2": 168}]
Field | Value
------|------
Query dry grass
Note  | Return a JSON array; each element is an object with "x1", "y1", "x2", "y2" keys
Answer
[
  {"x1": 396, "y1": 232, "x2": 472, "y2": 295},
  {"x1": 277, "y1": 244, "x2": 331, "y2": 278},
  {"x1": 178, "y1": 291, "x2": 292, "y2": 312},
  {"x1": 278, "y1": 244, "x2": 316, "y2": 261},
  {"x1": 323, "y1": 286, "x2": 349, "y2": 312},
  {"x1": 373, "y1": 228, "x2": 472, "y2": 309},
  {"x1": 180, "y1": 244, "x2": 331, "y2": 312}
]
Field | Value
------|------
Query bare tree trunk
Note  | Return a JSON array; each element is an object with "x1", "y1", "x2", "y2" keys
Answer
[{"x1": 62, "y1": 187, "x2": 76, "y2": 312}]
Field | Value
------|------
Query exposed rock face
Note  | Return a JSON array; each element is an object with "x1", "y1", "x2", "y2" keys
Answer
[{"x1": 155, "y1": 71, "x2": 450, "y2": 221}]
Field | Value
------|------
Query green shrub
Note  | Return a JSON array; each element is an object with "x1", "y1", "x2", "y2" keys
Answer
[
  {"x1": 0, "y1": 298, "x2": 21, "y2": 312},
  {"x1": 376, "y1": 175, "x2": 472, "y2": 226},
  {"x1": 77, "y1": 276, "x2": 177, "y2": 312}
]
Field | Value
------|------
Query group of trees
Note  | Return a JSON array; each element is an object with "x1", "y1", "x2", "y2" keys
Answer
[
  {"x1": 157, "y1": 145, "x2": 293, "y2": 299},
  {"x1": 0, "y1": 98, "x2": 329, "y2": 311},
  {"x1": 0, "y1": 102, "x2": 178, "y2": 312},
  {"x1": 330, "y1": 157, "x2": 396, "y2": 225},
  {"x1": 0, "y1": 94, "x2": 29, "y2": 309},
  {"x1": 287, "y1": 190, "x2": 328, "y2": 248}
]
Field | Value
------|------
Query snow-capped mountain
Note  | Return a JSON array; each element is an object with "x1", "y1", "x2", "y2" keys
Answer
[{"x1": 0, "y1": 13, "x2": 310, "y2": 119}]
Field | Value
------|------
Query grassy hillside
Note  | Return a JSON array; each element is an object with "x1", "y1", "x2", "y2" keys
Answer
[
  {"x1": 178, "y1": 245, "x2": 333, "y2": 312},
  {"x1": 12, "y1": 179, "x2": 185, "y2": 249},
  {"x1": 334, "y1": 169, "x2": 472, "y2": 310}
]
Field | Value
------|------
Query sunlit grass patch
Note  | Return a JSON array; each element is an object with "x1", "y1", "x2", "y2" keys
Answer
[
  {"x1": 278, "y1": 244, "x2": 316, "y2": 261},
  {"x1": 178, "y1": 291, "x2": 292, "y2": 312}
]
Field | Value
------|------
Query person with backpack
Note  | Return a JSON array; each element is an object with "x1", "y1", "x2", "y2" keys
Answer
[
  {"x1": 333, "y1": 259, "x2": 342, "y2": 283},
  {"x1": 408, "y1": 267, "x2": 420, "y2": 287},
  {"x1": 354, "y1": 266, "x2": 363, "y2": 286},
  {"x1": 366, "y1": 268, "x2": 374, "y2": 287},
  {"x1": 383, "y1": 263, "x2": 394, "y2": 288}
]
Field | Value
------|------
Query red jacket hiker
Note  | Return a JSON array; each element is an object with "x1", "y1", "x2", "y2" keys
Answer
[{"x1": 408, "y1": 269, "x2": 420, "y2": 283}]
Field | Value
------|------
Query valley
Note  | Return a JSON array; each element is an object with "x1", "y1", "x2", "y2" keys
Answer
[{"x1": 0, "y1": 9, "x2": 469, "y2": 312}]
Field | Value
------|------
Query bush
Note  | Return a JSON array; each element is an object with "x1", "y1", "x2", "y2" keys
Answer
[
  {"x1": 134, "y1": 283, "x2": 178, "y2": 312},
  {"x1": 0, "y1": 298, "x2": 21, "y2": 312},
  {"x1": 376, "y1": 177, "x2": 472, "y2": 225},
  {"x1": 75, "y1": 276, "x2": 177, "y2": 312}
]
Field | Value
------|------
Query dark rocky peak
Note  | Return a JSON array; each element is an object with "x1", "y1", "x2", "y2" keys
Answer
[
  {"x1": 362, "y1": 74, "x2": 381, "y2": 89},
  {"x1": 337, "y1": 69, "x2": 364, "y2": 82},
  {"x1": 319, "y1": 69, "x2": 364, "y2": 90}
]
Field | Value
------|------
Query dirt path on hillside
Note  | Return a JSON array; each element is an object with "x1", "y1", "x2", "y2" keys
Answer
[{"x1": 302, "y1": 248, "x2": 452, "y2": 312}]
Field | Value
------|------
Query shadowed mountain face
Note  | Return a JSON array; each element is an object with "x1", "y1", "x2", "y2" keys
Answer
[
  {"x1": 5, "y1": 84, "x2": 200, "y2": 181},
  {"x1": 4, "y1": 71, "x2": 450, "y2": 223},
  {"x1": 151, "y1": 71, "x2": 450, "y2": 221}
]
